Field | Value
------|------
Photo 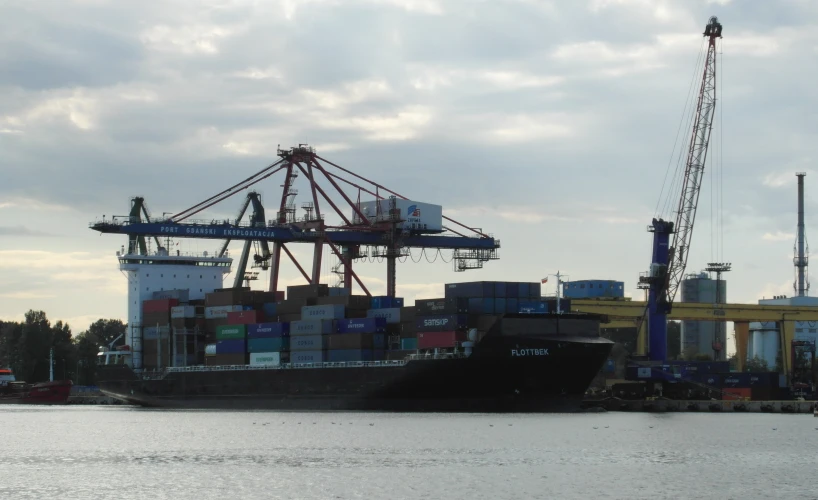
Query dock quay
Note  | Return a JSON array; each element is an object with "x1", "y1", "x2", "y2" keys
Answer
[{"x1": 582, "y1": 398, "x2": 817, "y2": 414}]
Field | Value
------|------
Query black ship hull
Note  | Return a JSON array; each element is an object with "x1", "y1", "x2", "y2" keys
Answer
[{"x1": 97, "y1": 327, "x2": 613, "y2": 412}]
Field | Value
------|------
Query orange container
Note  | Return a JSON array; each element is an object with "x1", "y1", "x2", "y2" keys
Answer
[{"x1": 722, "y1": 387, "x2": 751, "y2": 400}]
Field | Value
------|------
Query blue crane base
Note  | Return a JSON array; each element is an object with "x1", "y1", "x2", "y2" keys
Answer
[{"x1": 647, "y1": 218, "x2": 673, "y2": 362}]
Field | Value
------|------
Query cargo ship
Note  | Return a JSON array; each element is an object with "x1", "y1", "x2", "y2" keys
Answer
[
  {"x1": 0, "y1": 369, "x2": 73, "y2": 405},
  {"x1": 95, "y1": 248, "x2": 613, "y2": 411}
]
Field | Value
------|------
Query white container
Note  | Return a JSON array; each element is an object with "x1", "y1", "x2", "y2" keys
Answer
[
  {"x1": 171, "y1": 305, "x2": 196, "y2": 319},
  {"x1": 250, "y1": 352, "x2": 281, "y2": 367},
  {"x1": 204, "y1": 305, "x2": 243, "y2": 319},
  {"x1": 205, "y1": 344, "x2": 217, "y2": 356},
  {"x1": 355, "y1": 199, "x2": 443, "y2": 233}
]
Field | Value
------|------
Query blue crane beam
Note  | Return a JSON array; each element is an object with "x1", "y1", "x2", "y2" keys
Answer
[{"x1": 89, "y1": 221, "x2": 499, "y2": 250}]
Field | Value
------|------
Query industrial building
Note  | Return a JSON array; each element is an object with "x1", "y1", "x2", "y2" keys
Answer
[{"x1": 680, "y1": 271, "x2": 727, "y2": 359}]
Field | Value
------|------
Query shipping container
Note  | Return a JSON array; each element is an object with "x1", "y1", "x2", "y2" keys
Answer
[
  {"x1": 226, "y1": 310, "x2": 261, "y2": 325},
  {"x1": 506, "y1": 283, "x2": 518, "y2": 298},
  {"x1": 494, "y1": 282, "x2": 507, "y2": 298},
  {"x1": 370, "y1": 296, "x2": 405, "y2": 309},
  {"x1": 287, "y1": 284, "x2": 329, "y2": 300},
  {"x1": 204, "y1": 305, "x2": 243, "y2": 319},
  {"x1": 604, "y1": 359, "x2": 616, "y2": 373},
  {"x1": 722, "y1": 387, "x2": 752, "y2": 400},
  {"x1": 171, "y1": 317, "x2": 198, "y2": 330},
  {"x1": 721, "y1": 373, "x2": 752, "y2": 388},
  {"x1": 326, "y1": 333, "x2": 374, "y2": 350},
  {"x1": 750, "y1": 386, "x2": 778, "y2": 401},
  {"x1": 215, "y1": 339, "x2": 246, "y2": 354},
  {"x1": 494, "y1": 298, "x2": 507, "y2": 314},
  {"x1": 415, "y1": 298, "x2": 468, "y2": 315},
  {"x1": 327, "y1": 349, "x2": 374, "y2": 363},
  {"x1": 152, "y1": 289, "x2": 190, "y2": 302},
  {"x1": 418, "y1": 331, "x2": 465, "y2": 349},
  {"x1": 505, "y1": 298, "x2": 518, "y2": 314},
  {"x1": 466, "y1": 297, "x2": 494, "y2": 314},
  {"x1": 401, "y1": 338, "x2": 418, "y2": 350},
  {"x1": 248, "y1": 337, "x2": 289, "y2": 353},
  {"x1": 336, "y1": 317, "x2": 387, "y2": 334},
  {"x1": 290, "y1": 350, "x2": 325, "y2": 364},
  {"x1": 290, "y1": 319, "x2": 334, "y2": 336},
  {"x1": 301, "y1": 304, "x2": 345, "y2": 320},
  {"x1": 747, "y1": 372, "x2": 779, "y2": 387},
  {"x1": 366, "y1": 307, "x2": 401, "y2": 324},
  {"x1": 216, "y1": 324, "x2": 247, "y2": 340},
  {"x1": 290, "y1": 335, "x2": 326, "y2": 351},
  {"x1": 262, "y1": 302, "x2": 278, "y2": 319},
  {"x1": 328, "y1": 287, "x2": 351, "y2": 297},
  {"x1": 518, "y1": 300, "x2": 547, "y2": 314},
  {"x1": 247, "y1": 322, "x2": 289, "y2": 338},
  {"x1": 143, "y1": 326, "x2": 170, "y2": 340},
  {"x1": 249, "y1": 352, "x2": 281, "y2": 367},
  {"x1": 415, "y1": 314, "x2": 469, "y2": 332},
  {"x1": 205, "y1": 353, "x2": 246, "y2": 366},
  {"x1": 170, "y1": 305, "x2": 196, "y2": 319},
  {"x1": 697, "y1": 374, "x2": 722, "y2": 388},
  {"x1": 356, "y1": 199, "x2": 443, "y2": 232},
  {"x1": 517, "y1": 283, "x2": 529, "y2": 298},
  {"x1": 529, "y1": 282, "x2": 542, "y2": 298},
  {"x1": 315, "y1": 295, "x2": 371, "y2": 309},
  {"x1": 206, "y1": 289, "x2": 254, "y2": 307},
  {"x1": 445, "y1": 282, "x2": 495, "y2": 299},
  {"x1": 142, "y1": 312, "x2": 171, "y2": 327},
  {"x1": 142, "y1": 298, "x2": 180, "y2": 313}
]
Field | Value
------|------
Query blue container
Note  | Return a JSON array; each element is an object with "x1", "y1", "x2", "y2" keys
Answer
[
  {"x1": 216, "y1": 339, "x2": 246, "y2": 355},
  {"x1": 262, "y1": 302, "x2": 278, "y2": 318},
  {"x1": 328, "y1": 287, "x2": 351, "y2": 297},
  {"x1": 529, "y1": 282, "x2": 542, "y2": 298},
  {"x1": 697, "y1": 373, "x2": 722, "y2": 388},
  {"x1": 518, "y1": 300, "x2": 547, "y2": 314},
  {"x1": 747, "y1": 372, "x2": 778, "y2": 387},
  {"x1": 373, "y1": 333, "x2": 386, "y2": 349},
  {"x1": 401, "y1": 338, "x2": 418, "y2": 350},
  {"x1": 505, "y1": 283, "x2": 518, "y2": 298},
  {"x1": 494, "y1": 282, "x2": 507, "y2": 298},
  {"x1": 493, "y1": 298, "x2": 507, "y2": 314},
  {"x1": 247, "y1": 337, "x2": 289, "y2": 353},
  {"x1": 466, "y1": 297, "x2": 493, "y2": 314},
  {"x1": 721, "y1": 372, "x2": 752, "y2": 388},
  {"x1": 370, "y1": 296, "x2": 405, "y2": 309},
  {"x1": 416, "y1": 314, "x2": 469, "y2": 332},
  {"x1": 604, "y1": 359, "x2": 616, "y2": 373},
  {"x1": 505, "y1": 298, "x2": 518, "y2": 314},
  {"x1": 445, "y1": 281, "x2": 494, "y2": 299},
  {"x1": 373, "y1": 349, "x2": 385, "y2": 361},
  {"x1": 517, "y1": 283, "x2": 528, "y2": 299},
  {"x1": 247, "y1": 322, "x2": 289, "y2": 338},
  {"x1": 327, "y1": 349, "x2": 374, "y2": 362},
  {"x1": 336, "y1": 317, "x2": 387, "y2": 334}
]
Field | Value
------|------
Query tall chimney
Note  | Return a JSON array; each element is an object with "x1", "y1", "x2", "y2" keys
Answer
[{"x1": 795, "y1": 172, "x2": 809, "y2": 296}]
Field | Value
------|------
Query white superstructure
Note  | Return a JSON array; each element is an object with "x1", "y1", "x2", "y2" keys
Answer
[{"x1": 119, "y1": 248, "x2": 232, "y2": 369}]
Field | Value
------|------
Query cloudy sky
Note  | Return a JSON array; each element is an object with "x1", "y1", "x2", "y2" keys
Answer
[{"x1": 1, "y1": 0, "x2": 817, "y2": 337}]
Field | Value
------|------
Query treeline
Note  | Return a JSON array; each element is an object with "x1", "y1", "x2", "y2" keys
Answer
[{"x1": 0, "y1": 310, "x2": 126, "y2": 385}]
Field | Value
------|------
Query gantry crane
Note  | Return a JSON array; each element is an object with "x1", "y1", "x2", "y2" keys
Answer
[
  {"x1": 91, "y1": 145, "x2": 500, "y2": 296},
  {"x1": 640, "y1": 16, "x2": 723, "y2": 362}
]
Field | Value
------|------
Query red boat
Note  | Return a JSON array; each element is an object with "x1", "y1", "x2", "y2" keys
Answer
[{"x1": 0, "y1": 369, "x2": 73, "y2": 405}]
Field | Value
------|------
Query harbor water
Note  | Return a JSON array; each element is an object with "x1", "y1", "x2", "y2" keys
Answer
[{"x1": 2, "y1": 406, "x2": 816, "y2": 499}]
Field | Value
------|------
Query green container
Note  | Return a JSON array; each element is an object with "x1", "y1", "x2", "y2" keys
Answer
[
  {"x1": 216, "y1": 324, "x2": 247, "y2": 340},
  {"x1": 247, "y1": 337, "x2": 289, "y2": 353}
]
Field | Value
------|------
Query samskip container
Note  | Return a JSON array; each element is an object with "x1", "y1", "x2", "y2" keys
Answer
[{"x1": 415, "y1": 314, "x2": 468, "y2": 332}]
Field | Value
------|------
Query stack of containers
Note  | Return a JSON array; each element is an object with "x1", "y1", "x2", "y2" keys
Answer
[
  {"x1": 414, "y1": 296, "x2": 470, "y2": 350},
  {"x1": 204, "y1": 288, "x2": 256, "y2": 343},
  {"x1": 142, "y1": 298, "x2": 178, "y2": 369},
  {"x1": 208, "y1": 324, "x2": 247, "y2": 366},
  {"x1": 444, "y1": 281, "x2": 545, "y2": 315},
  {"x1": 289, "y1": 304, "x2": 346, "y2": 364},
  {"x1": 247, "y1": 322, "x2": 290, "y2": 366},
  {"x1": 170, "y1": 303, "x2": 203, "y2": 367},
  {"x1": 326, "y1": 317, "x2": 387, "y2": 362}
]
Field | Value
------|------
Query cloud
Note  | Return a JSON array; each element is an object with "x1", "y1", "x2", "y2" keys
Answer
[
  {"x1": 0, "y1": 291, "x2": 58, "y2": 300},
  {"x1": 763, "y1": 231, "x2": 794, "y2": 242},
  {"x1": 0, "y1": 226, "x2": 55, "y2": 237}
]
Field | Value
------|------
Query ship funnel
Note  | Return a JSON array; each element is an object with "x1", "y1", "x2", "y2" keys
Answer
[{"x1": 794, "y1": 172, "x2": 810, "y2": 296}]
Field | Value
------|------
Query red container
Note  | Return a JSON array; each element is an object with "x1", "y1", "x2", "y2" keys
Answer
[
  {"x1": 142, "y1": 299, "x2": 179, "y2": 314},
  {"x1": 417, "y1": 331, "x2": 464, "y2": 349},
  {"x1": 226, "y1": 310, "x2": 261, "y2": 325},
  {"x1": 722, "y1": 387, "x2": 751, "y2": 400}
]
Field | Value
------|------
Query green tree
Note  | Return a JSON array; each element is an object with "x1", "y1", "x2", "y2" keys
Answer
[
  {"x1": 18, "y1": 310, "x2": 53, "y2": 382},
  {"x1": 74, "y1": 319, "x2": 127, "y2": 385},
  {"x1": 745, "y1": 356, "x2": 770, "y2": 372}
]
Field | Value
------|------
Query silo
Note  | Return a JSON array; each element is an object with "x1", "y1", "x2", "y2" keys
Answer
[{"x1": 680, "y1": 271, "x2": 727, "y2": 359}]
